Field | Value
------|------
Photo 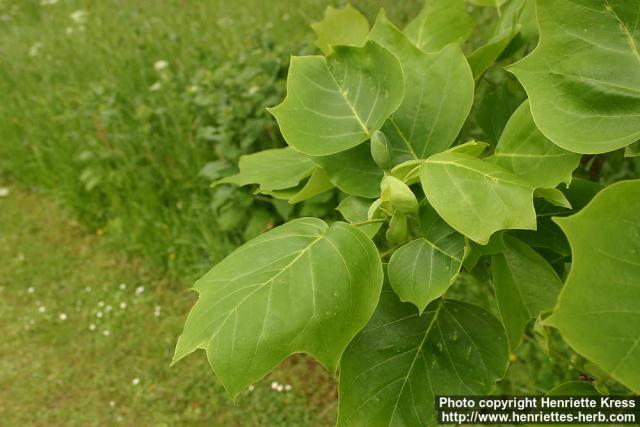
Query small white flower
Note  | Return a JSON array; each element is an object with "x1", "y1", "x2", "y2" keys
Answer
[
  {"x1": 119, "y1": 302, "x2": 127, "y2": 309},
  {"x1": 248, "y1": 85, "x2": 260, "y2": 95},
  {"x1": 40, "y1": 0, "x2": 59, "y2": 5},
  {"x1": 96, "y1": 311, "x2": 103, "y2": 318},
  {"x1": 248, "y1": 385, "x2": 255, "y2": 392},
  {"x1": 65, "y1": 27, "x2": 74, "y2": 35},
  {"x1": 27, "y1": 287, "x2": 35, "y2": 294},
  {"x1": 119, "y1": 283, "x2": 127, "y2": 290},
  {"x1": 276, "y1": 384, "x2": 284, "y2": 392},
  {"x1": 154, "y1": 60, "x2": 168, "y2": 72},
  {"x1": 38, "y1": 306, "x2": 46, "y2": 313},
  {"x1": 187, "y1": 85, "x2": 199, "y2": 93},
  {"x1": 70, "y1": 10, "x2": 88, "y2": 24},
  {"x1": 284, "y1": 384, "x2": 292, "y2": 391},
  {"x1": 102, "y1": 329, "x2": 111, "y2": 336},
  {"x1": 132, "y1": 377, "x2": 140, "y2": 385},
  {"x1": 98, "y1": 301, "x2": 105, "y2": 307},
  {"x1": 89, "y1": 324, "x2": 96, "y2": 331},
  {"x1": 59, "y1": 313, "x2": 67, "y2": 321},
  {"x1": 109, "y1": 400, "x2": 116, "y2": 408},
  {"x1": 0, "y1": 187, "x2": 10, "y2": 198},
  {"x1": 149, "y1": 82, "x2": 162, "y2": 92},
  {"x1": 105, "y1": 305, "x2": 112, "y2": 312},
  {"x1": 271, "y1": 381, "x2": 278, "y2": 390},
  {"x1": 85, "y1": 286, "x2": 92, "y2": 292},
  {"x1": 28, "y1": 43, "x2": 43, "y2": 58},
  {"x1": 135, "y1": 286, "x2": 145, "y2": 295}
]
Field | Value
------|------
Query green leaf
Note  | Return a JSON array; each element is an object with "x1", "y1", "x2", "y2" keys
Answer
[
  {"x1": 269, "y1": 42, "x2": 404, "y2": 156},
  {"x1": 492, "y1": 100, "x2": 581, "y2": 188},
  {"x1": 509, "y1": 0, "x2": 640, "y2": 154},
  {"x1": 288, "y1": 168, "x2": 334, "y2": 204},
  {"x1": 338, "y1": 294, "x2": 509, "y2": 426},
  {"x1": 404, "y1": 0, "x2": 474, "y2": 53},
  {"x1": 420, "y1": 151, "x2": 536, "y2": 244},
  {"x1": 469, "y1": 0, "x2": 509, "y2": 7},
  {"x1": 534, "y1": 188, "x2": 572, "y2": 209},
  {"x1": 474, "y1": 83, "x2": 526, "y2": 144},
  {"x1": 491, "y1": 235, "x2": 563, "y2": 348},
  {"x1": 467, "y1": 0, "x2": 524, "y2": 79},
  {"x1": 370, "y1": 12, "x2": 474, "y2": 160},
  {"x1": 311, "y1": 4, "x2": 369, "y2": 55},
  {"x1": 312, "y1": 143, "x2": 383, "y2": 198},
  {"x1": 548, "y1": 179, "x2": 640, "y2": 393},
  {"x1": 388, "y1": 203, "x2": 465, "y2": 312},
  {"x1": 215, "y1": 147, "x2": 314, "y2": 191},
  {"x1": 173, "y1": 218, "x2": 383, "y2": 398},
  {"x1": 448, "y1": 140, "x2": 489, "y2": 157},
  {"x1": 625, "y1": 140, "x2": 640, "y2": 157},
  {"x1": 390, "y1": 159, "x2": 426, "y2": 185},
  {"x1": 337, "y1": 196, "x2": 382, "y2": 238}
]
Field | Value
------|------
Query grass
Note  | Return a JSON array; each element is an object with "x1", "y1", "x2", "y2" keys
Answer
[{"x1": 0, "y1": 186, "x2": 337, "y2": 426}]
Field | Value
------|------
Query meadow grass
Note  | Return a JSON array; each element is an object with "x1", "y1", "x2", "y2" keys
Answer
[{"x1": 0, "y1": 187, "x2": 338, "y2": 426}]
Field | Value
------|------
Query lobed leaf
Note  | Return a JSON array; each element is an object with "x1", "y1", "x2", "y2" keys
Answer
[
  {"x1": 311, "y1": 4, "x2": 370, "y2": 55},
  {"x1": 509, "y1": 0, "x2": 640, "y2": 154},
  {"x1": 548, "y1": 179, "x2": 640, "y2": 393},
  {"x1": 404, "y1": 0, "x2": 474, "y2": 53},
  {"x1": 269, "y1": 42, "x2": 404, "y2": 156},
  {"x1": 173, "y1": 218, "x2": 383, "y2": 398}
]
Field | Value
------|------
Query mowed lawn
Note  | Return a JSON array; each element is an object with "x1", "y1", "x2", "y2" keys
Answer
[{"x1": 0, "y1": 187, "x2": 336, "y2": 426}]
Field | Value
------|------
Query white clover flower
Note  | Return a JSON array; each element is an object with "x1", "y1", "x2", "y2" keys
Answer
[
  {"x1": 271, "y1": 381, "x2": 278, "y2": 390},
  {"x1": 27, "y1": 287, "x2": 35, "y2": 294},
  {"x1": 276, "y1": 384, "x2": 284, "y2": 392},
  {"x1": 96, "y1": 311, "x2": 103, "y2": 318},
  {"x1": 70, "y1": 10, "x2": 87, "y2": 24},
  {"x1": 59, "y1": 313, "x2": 67, "y2": 321},
  {"x1": 154, "y1": 60, "x2": 168, "y2": 72},
  {"x1": 98, "y1": 301, "x2": 105, "y2": 307},
  {"x1": 132, "y1": 378, "x2": 140, "y2": 385},
  {"x1": 102, "y1": 329, "x2": 111, "y2": 336},
  {"x1": 89, "y1": 323, "x2": 96, "y2": 331},
  {"x1": 135, "y1": 286, "x2": 145, "y2": 295},
  {"x1": 284, "y1": 384, "x2": 292, "y2": 391},
  {"x1": 149, "y1": 82, "x2": 162, "y2": 92},
  {"x1": 119, "y1": 302, "x2": 127, "y2": 309},
  {"x1": 38, "y1": 306, "x2": 46, "y2": 313},
  {"x1": 119, "y1": 283, "x2": 127, "y2": 290}
]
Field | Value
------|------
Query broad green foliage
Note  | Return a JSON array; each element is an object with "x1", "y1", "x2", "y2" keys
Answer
[
  {"x1": 421, "y1": 151, "x2": 536, "y2": 244},
  {"x1": 549, "y1": 180, "x2": 640, "y2": 393},
  {"x1": 370, "y1": 12, "x2": 474, "y2": 161},
  {"x1": 388, "y1": 203, "x2": 465, "y2": 312},
  {"x1": 338, "y1": 292, "x2": 508, "y2": 427},
  {"x1": 269, "y1": 42, "x2": 404, "y2": 156},
  {"x1": 404, "y1": 0, "x2": 474, "y2": 53},
  {"x1": 173, "y1": 218, "x2": 383, "y2": 398},
  {"x1": 510, "y1": 0, "x2": 640, "y2": 154},
  {"x1": 311, "y1": 4, "x2": 370, "y2": 55},
  {"x1": 492, "y1": 235, "x2": 563, "y2": 348},
  {"x1": 493, "y1": 100, "x2": 581, "y2": 188},
  {"x1": 175, "y1": 1, "x2": 640, "y2": 420}
]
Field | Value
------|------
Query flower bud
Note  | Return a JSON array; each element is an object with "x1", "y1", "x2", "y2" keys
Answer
[
  {"x1": 381, "y1": 175, "x2": 418, "y2": 213},
  {"x1": 386, "y1": 211, "x2": 407, "y2": 243},
  {"x1": 370, "y1": 130, "x2": 393, "y2": 170}
]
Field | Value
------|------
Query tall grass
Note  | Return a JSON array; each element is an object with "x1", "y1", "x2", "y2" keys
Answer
[{"x1": 0, "y1": 0, "x2": 419, "y2": 278}]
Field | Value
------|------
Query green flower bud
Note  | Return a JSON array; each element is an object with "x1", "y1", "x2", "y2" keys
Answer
[
  {"x1": 380, "y1": 175, "x2": 418, "y2": 213},
  {"x1": 386, "y1": 211, "x2": 407, "y2": 243},
  {"x1": 367, "y1": 198, "x2": 392, "y2": 221},
  {"x1": 370, "y1": 130, "x2": 393, "y2": 170}
]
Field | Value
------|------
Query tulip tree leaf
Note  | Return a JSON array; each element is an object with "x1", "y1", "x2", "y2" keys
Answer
[
  {"x1": 312, "y1": 143, "x2": 383, "y2": 198},
  {"x1": 534, "y1": 188, "x2": 572, "y2": 210},
  {"x1": 492, "y1": 100, "x2": 581, "y2": 188},
  {"x1": 215, "y1": 147, "x2": 314, "y2": 191},
  {"x1": 289, "y1": 168, "x2": 334, "y2": 204},
  {"x1": 548, "y1": 179, "x2": 640, "y2": 393},
  {"x1": 420, "y1": 151, "x2": 537, "y2": 244},
  {"x1": 491, "y1": 235, "x2": 563, "y2": 348},
  {"x1": 337, "y1": 196, "x2": 382, "y2": 239},
  {"x1": 370, "y1": 12, "x2": 474, "y2": 162},
  {"x1": 172, "y1": 218, "x2": 384, "y2": 398},
  {"x1": 625, "y1": 140, "x2": 640, "y2": 157},
  {"x1": 509, "y1": 0, "x2": 640, "y2": 154},
  {"x1": 338, "y1": 293, "x2": 509, "y2": 426},
  {"x1": 404, "y1": 0, "x2": 474, "y2": 53},
  {"x1": 269, "y1": 42, "x2": 404, "y2": 156},
  {"x1": 388, "y1": 203, "x2": 466, "y2": 313},
  {"x1": 311, "y1": 4, "x2": 370, "y2": 55}
]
